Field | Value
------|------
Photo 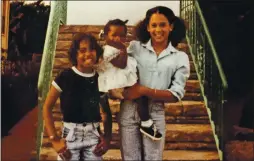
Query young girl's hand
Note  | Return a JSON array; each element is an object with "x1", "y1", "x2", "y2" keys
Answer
[
  {"x1": 51, "y1": 138, "x2": 71, "y2": 159},
  {"x1": 93, "y1": 135, "x2": 110, "y2": 156}
]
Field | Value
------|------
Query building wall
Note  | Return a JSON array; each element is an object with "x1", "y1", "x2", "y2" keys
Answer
[
  {"x1": 67, "y1": 1, "x2": 180, "y2": 25},
  {"x1": 1, "y1": 1, "x2": 10, "y2": 53}
]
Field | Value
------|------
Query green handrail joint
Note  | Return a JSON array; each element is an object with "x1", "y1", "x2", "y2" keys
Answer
[
  {"x1": 36, "y1": 1, "x2": 67, "y2": 160},
  {"x1": 194, "y1": 1, "x2": 228, "y2": 89}
]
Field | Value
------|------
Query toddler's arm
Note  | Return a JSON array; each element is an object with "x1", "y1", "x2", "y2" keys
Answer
[{"x1": 106, "y1": 40, "x2": 128, "y2": 69}]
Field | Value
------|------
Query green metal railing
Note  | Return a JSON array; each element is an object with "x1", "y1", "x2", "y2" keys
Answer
[
  {"x1": 36, "y1": 1, "x2": 67, "y2": 160},
  {"x1": 180, "y1": 1, "x2": 228, "y2": 160}
]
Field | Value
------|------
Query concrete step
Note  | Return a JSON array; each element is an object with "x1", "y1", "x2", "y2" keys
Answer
[
  {"x1": 100, "y1": 123, "x2": 215, "y2": 143},
  {"x1": 112, "y1": 114, "x2": 209, "y2": 124},
  {"x1": 52, "y1": 111, "x2": 209, "y2": 124},
  {"x1": 53, "y1": 100, "x2": 208, "y2": 119},
  {"x1": 40, "y1": 147, "x2": 219, "y2": 161},
  {"x1": 108, "y1": 100, "x2": 207, "y2": 117},
  {"x1": 164, "y1": 116, "x2": 209, "y2": 124},
  {"x1": 41, "y1": 137, "x2": 216, "y2": 151},
  {"x1": 110, "y1": 141, "x2": 216, "y2": 150},
  {"x1": 53, "y1": 99, "x2": 207, "y2": 117},
  {"x1": 103, "y1": 149, "x2": 219, "y2": 161},
  {"x1": 189, "y1": 72, "x2": 198, "y2": 80},
  {"x1": 44, "y1": 122, "x2": 215, "y2": 143}
]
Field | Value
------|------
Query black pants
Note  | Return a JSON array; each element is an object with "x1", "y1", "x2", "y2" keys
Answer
[{"x1": 135, "y1": 96, "x2": 150, "y2": 122}]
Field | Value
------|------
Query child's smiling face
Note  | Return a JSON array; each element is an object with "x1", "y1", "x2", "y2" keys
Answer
[
  {"x1": 76, "y1": 40, "x2": 97, "y2": 68},
  {"x1": 106, "y1": 25, "x2": 126, "y2": 43}
]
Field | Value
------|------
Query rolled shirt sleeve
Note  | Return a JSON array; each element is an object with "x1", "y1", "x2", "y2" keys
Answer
[
  {"x1": 167, "y1": 52, "x2": 190, "y2": 101},
  {"x1": 52, "y1": 71, "x2": 66, "y2": 93}
]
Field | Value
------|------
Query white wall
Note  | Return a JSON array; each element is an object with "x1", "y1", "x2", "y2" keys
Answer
[{"x1": 67, "y1": 1, "x2": 180, "y2": 25}]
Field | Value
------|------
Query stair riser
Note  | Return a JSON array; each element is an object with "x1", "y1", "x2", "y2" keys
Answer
[
  {"x1": 109, "y1": 141, "x2": 216, "y2": 150},
  {"x1": 109, "y1": 103, "x2": 207, "y2": 117},
  {"x1": 40, "y1": 147, "x2": 220, "y2": 161},
  {"x1": 53, "y1": 109, "x2": 208, "y2": 119},
  {"x1": 107, "y1": 133, "x2": 214, "y2": 143},
  {"x1": 41, "y1": 137, "x2": 216, "y2": 151},
  {"x1": 43, "y1": 129, "x2": 214, "y2": 143},
  {"x1": 44, "y1": 122, "x2": 215, "y2": 143},
  {"x1": 52, "y1": 113, "x2": 209, "y2": 124},
  {"x1": 53, "y1": 112, "x2": 209, "y2": 124},
  {"x1": 53, "y1": 100, "x2": 207, "y2": 117}
]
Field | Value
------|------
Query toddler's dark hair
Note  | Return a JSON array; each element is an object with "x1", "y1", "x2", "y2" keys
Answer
[{"x1": 104, "y1": 19, "x2": 128, "y2": 36}]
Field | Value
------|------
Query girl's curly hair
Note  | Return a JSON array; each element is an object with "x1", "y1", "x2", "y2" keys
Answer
[
  {"x1": 134, "y1": 6, "x2": 186, "y2": 47},
  {"x1": 68, "y1": 33, "x2": 103, "y2": 66}
]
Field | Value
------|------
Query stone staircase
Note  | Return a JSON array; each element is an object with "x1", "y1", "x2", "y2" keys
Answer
[{"x1": 39, "y1": 25, "x2": 220, "y2": 161}]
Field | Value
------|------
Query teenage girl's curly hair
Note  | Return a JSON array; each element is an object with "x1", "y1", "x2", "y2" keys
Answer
[
  {"x1": 68, "y1": 33, "x2": 103, "y2": 65},
  {"x1": 170, "y1": 17, "x2": 186, "y2": 47},
  {"x1": 134, "y1": 6, "x2": 186, "y2": 47}
]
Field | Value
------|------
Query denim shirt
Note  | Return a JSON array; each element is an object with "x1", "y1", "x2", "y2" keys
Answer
[{"x1": 127, "y1": 40, "x2": 190, "y2": 100}]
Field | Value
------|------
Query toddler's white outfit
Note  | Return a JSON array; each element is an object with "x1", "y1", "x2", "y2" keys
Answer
[{"x1": 98, "y1": 45, "x2": 138, "y2": 92}]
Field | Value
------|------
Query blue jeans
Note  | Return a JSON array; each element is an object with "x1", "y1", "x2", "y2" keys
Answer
[
  {"x1": 57, "y1": 122, "x2": 102, "y2": 161},
  {"x1": 118, "y1": 100, "x2": 166, "y2": 160}
]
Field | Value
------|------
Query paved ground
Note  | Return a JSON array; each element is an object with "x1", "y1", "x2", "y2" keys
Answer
[
  {"x1": 1, "y1": 107, "x2": 38, "y2": 161},
  {"x1": 2, "y1": 105, "x2": 253, "y2": 161}
]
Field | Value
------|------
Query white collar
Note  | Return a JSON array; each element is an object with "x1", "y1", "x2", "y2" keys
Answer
[{"x1": 72, "y1": 66, "x2": 95, "y2": 77}]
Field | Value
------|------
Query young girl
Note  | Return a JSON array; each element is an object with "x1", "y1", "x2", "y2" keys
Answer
[
  {"x1": 119, "y1": 6, "x2": 190, "y2": 160},
  {"x1": 43, "y1": 33, "x2": 112, "y2": 161},
  {"x1": 97, "y1": 19, "x2": 164, "y2": 140}
]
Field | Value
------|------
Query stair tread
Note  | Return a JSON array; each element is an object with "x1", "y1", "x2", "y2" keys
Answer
[
  {"x1": 41, "y1": 137, "x2": 216, "y2": 150},
  {"x1": 105, "y1": 122, "x2": 213, "y2": 133},
  {"x1": 102, "y1": 123, "x2": 215, "y2": 142},
  {"x1": 47, "y1": 122, "x2": 213, "y2": 133},
  {"x1": 103, "y1": 149, "x2": 219, "y2": 161},
  {"x1": 110, "y1": 141, "x2": 216, "y2": 150},
  {"x1": 40, "y1": 147, "x2": 219, "y2": 161},
  {"x1": 45, "y1": 121, "x2": 215, "y2": 142}
]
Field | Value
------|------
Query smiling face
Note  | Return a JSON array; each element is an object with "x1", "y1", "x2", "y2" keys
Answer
[
  {"x1": 147, "y1": 13, "x2": 173, "y2": 45},
  {"x1": 76, "y1": 40, "x2": 97, "y2": 69}
]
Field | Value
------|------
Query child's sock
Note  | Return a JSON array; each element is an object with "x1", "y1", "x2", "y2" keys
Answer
[{"x1": 141, "y1": 119, "x2": 153, "y2": 128}]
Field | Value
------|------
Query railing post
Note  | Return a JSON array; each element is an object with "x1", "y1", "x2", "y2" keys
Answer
[
  {"x1": 180, "y1": 1, "x2": 228, "y2": 160},
  {"x1": 59, "y1": 0, "x2": 67, "y2": 24},
  {"x1": 36, "y1": 1, "x2": 66, "y2": 160}
]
